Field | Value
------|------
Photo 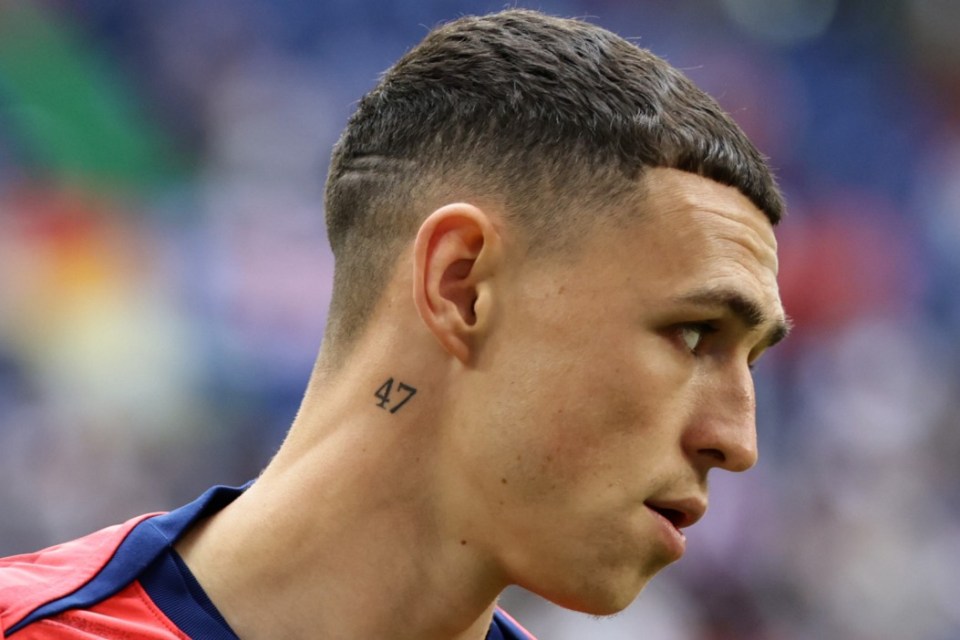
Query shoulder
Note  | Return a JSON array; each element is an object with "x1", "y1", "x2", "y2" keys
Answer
[
  {"x1": 0, "y1": 484, "x2": 246, "y2": 637},
  {"x1": 2, "y1": 580, "x2": 189, "y2": 639},
  {"x1": 0, "y1": 513, "x2": 157, "y2": 635}
]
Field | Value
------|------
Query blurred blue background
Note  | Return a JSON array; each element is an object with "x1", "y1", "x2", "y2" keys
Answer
[{"x1": 1, "y1": 1, "x2": 958, "y2": 638}]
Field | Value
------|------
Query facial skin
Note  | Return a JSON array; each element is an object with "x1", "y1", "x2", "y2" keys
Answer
[{"x1": 436, "y1": 168, "x2": 788, "y2": 616}]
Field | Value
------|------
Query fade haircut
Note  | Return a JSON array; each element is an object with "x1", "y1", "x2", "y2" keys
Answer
[{"x1": 322, "y1": 9, "x2": 783, "y2": 360}]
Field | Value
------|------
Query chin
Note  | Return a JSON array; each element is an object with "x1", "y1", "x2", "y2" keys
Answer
[
  {"x1": 516, "y1": 527, "x2": 674, "y2": 616},
  {"x1": 534, "y1": 567, "x2": 657, "y2": 617}
]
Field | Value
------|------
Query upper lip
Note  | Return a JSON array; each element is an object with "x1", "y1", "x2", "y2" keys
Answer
[{"x1": 644, "y1": 497, "x2": 707, "y2": 529}]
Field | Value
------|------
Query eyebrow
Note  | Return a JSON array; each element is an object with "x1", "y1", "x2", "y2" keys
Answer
[{"x1": 671, "y1": 287, "x2": 792, "y2": 349}]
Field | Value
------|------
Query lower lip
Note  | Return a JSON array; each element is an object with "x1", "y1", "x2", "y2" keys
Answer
[{"x1": 646, "y1": 507, "x2": 686, "y2": 560}]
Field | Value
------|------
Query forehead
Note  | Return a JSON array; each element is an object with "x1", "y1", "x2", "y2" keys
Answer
[
  {"x1": 539, "y1": 168, "x2": 784, "y2": 321},
  {"x1": 630, "y1": 168, "x2": 779, "y2": 274}
]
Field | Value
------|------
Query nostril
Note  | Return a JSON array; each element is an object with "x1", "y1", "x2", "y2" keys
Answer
[{"x1": 698, "y1": 448, "x2": 726, "y2": 464}]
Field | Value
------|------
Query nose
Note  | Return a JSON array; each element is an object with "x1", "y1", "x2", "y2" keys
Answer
[{"x1": 682, "y1": 364, "x2": 759, "y2": 474}]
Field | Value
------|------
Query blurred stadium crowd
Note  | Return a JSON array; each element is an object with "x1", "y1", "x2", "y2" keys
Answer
[{"x1": 1, "y1": 1, "x2": 958, "y2": 638}]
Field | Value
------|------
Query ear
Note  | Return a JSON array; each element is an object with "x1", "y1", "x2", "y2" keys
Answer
[{"x1": 413, "y1": 202, "x2": 503, "y2": 364}]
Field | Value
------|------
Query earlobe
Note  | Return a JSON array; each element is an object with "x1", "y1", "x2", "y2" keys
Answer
[{"x1": 413, "y1": 203, "x2": 502, "y2": 364}]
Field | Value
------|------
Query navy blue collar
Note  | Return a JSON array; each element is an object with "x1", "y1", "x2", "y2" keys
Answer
[{"x1": 139, "y1": 544, "x2": 238, "y2": 638}]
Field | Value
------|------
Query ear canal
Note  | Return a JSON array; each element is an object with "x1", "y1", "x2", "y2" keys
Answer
[
  {"x1": 439, "y1": 257, "x2": 479, "y2": 327},
  {"x1": 462, "y1": 292, "x2": 477, "y2": 326}
]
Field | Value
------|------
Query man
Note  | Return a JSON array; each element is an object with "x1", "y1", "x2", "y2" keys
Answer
[{"x1": 0, "y1": 8, "x2": 789, "y2": 640}]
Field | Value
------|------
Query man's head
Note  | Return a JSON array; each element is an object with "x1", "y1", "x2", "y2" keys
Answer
[
  {"x1": 303, "y1": 7, "x2": 788, "y2": 618},
  {"x1": 321, "y1": 9, "x2": 782, "y2": 362}
]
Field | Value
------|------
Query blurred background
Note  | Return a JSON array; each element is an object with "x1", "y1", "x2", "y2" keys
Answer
[{"x1": 0, "y1": 0, "x2": 958, "y2": 638}]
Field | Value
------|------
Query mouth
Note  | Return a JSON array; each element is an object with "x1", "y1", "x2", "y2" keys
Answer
[
  {"x1": 647, "y1": 506, "x2": 687, "y2": 530},
  {"x1": 643, "y1": 498, "x2": 706, "y2": 531}
]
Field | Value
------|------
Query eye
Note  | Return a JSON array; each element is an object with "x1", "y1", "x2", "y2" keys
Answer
[
  {"x1": 679, "y1": 323, "x2": 714, "y2": 353},
  {"x1": 680, "y1": 326, "x2": 701, "y2": 351}
]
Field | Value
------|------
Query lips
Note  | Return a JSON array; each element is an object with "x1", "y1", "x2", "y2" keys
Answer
[
  {"x1": 643, "y1": 497, "x2": 707, "y2": 531},
  {"x1": 643, "y1": 497, "x2": 706, "y2": 561}
]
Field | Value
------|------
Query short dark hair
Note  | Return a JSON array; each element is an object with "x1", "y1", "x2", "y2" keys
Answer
[{"x1": 321, "y1": 9, "x2": 783, "y2": 359}]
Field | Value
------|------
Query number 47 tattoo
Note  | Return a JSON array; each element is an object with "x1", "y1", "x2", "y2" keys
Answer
[{"x1": 374, "y1": 378, "x2": 417, "y2": 414}]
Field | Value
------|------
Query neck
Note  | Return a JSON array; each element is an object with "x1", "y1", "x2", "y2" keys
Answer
[{"x1": 176, "y1": 342, "x2": 506, "y2": 640}]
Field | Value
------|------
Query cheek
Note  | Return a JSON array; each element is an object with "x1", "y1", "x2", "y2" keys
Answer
[
  {"x1": 471, "y1": 304, "x2": 694, "y2": 492},
  {"x1": 558, "y1": 347, "x2": 694, "y2": 477},
  {"x1": 491, "y1": 350, "x2": 673, "y2": 498}
]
